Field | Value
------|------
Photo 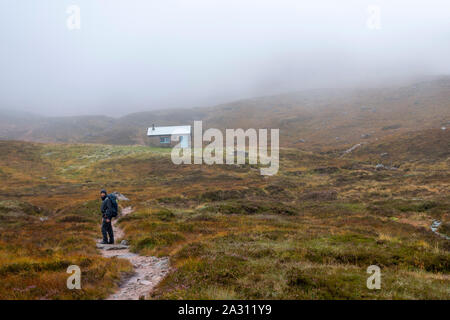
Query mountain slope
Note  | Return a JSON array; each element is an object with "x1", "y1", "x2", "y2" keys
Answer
[{"x1": 1, "y1": 77, "x2": 449, "y2": 149}]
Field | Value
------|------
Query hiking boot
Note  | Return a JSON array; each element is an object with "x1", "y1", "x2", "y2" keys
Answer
[
  {"x1": 100, "y1": 241, "x2": 108, "y2": 244},
  {"x1": 108, "y1": 240, "x2": 114, "y2": 244}
]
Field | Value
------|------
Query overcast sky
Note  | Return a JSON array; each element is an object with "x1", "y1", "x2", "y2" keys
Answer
[{"x1": 0, "y1": 0, "x2": 449, "y2": 116}]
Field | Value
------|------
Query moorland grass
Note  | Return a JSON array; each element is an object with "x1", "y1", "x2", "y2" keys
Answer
[{"x1": 0, "y1": 141, "x2": 448, "y2": 299}]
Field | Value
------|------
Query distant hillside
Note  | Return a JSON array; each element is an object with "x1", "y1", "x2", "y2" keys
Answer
[
  {"x1": 349, "y1": 128, "x2": 450, "y2": 162},
  {"x1": 1, "y1": 77, "x2": 449, "y2": 150}
]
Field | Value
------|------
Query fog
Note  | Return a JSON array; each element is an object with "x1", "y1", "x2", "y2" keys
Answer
[{"x1": 0, "y1": 0, "x2": 449, "y2": 116}]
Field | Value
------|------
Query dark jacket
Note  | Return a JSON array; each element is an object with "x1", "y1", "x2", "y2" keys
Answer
[{"x1": 101, "y1": 197, "x2": 114, "y2": 219}]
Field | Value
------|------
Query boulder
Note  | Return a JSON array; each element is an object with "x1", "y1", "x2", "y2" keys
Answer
[{"x1": 111, "y1": 192, "x2": 130, "y2": 201}]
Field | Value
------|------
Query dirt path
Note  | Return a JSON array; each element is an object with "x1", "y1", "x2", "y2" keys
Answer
[{"x1": 97, "y1": 206, "x2": 170, "y2": 300}]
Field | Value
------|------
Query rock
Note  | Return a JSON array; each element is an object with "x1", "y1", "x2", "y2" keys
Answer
[
  {"x1": 431, "y1": 220, "x2": 441, "y2": 231},
  {"x1": 140, "y1": 280, "x2": 151, "y2": 285},
  {"x1": 441, "y1": 126, "x2": 446, "y2": 131},
  {"x1": 39, "y1": 217, "x2": 48, "y2": 222},
  {"x1": 115, "y1": 253, "x2": 136, "y2": 259},
  {"x1": 96, "y1": 243, "x2": 129, "y2": 250},
  {"x1": 297, "y1": 139, "x2": 305, "y2": 143},
  {"x1": 121, "y1": 239, "x2": 129, "y2": 246},
  {"x1": 111, "y1": 192, "x2": 130, "y2": 201},
  {"x1": 343, "y1": 143, "x2": 363, "y2": 154},
  {"x1": 361, "y1": 134, "x2": 371, "y2": 139},
  {"x1": 380, "y1": 152, "x2": 389, "y2": 157},
  {"x1": 375, "y1": 163, "x2": 398, "y2": 171}
]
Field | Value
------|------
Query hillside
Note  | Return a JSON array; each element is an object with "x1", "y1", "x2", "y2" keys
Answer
[
  {"x1": 1, "y1": 78, "x2": 449, "y2": 299},
  {"x1": 350, "y1": 128, "x2": 450, "y2": 163},
  {"x1": 0, "y1": 140, "x2": 448, "y2": 299},
  {"x1": 1, "y1": 77, "x2": 449, "y2": 150}
]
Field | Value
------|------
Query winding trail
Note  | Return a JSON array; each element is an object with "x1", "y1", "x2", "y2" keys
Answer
[{"x1": 97, "y1": 206, "x2": 170, "y2": 300}]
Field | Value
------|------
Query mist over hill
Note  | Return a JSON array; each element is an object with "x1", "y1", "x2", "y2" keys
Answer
[{"x1": 1, "y1": 77, "x2": 449, "y2": 151}]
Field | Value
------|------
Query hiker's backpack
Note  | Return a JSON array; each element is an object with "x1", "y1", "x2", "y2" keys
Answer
[{"x1": 107, "y1": 193, "x2": 119, "y2": 218}]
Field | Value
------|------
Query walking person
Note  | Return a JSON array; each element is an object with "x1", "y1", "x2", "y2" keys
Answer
[{"x1": 100, "y1": 189, "x2": 118, "y2": 244}]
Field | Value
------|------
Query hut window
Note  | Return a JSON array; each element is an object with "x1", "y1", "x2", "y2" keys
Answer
[{"x1": 160, "y1": 136, "x2": 170, "y2": 144}]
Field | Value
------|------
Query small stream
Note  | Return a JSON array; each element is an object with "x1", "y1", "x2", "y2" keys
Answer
[{"x1": 431, "y1": 220, "x2": 450, "y2": 240}]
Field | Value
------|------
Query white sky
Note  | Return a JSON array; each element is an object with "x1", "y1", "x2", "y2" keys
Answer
[{"x1": 0, "y1": 0, "x2": 449, "y2": 116}]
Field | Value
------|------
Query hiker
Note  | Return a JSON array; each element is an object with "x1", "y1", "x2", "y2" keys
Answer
[{"x1": 100, "y1": 189, "x2": 116, "y2": 244}]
